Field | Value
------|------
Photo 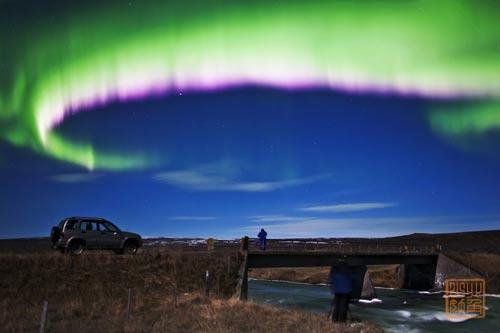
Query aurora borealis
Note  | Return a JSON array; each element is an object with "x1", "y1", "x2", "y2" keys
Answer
[
  {"x1": 1, "y1": 0, "x2": 500, "y2": 238},
  {"x1": 1, "y1": 0, "x2": 500, "y2": 169}
]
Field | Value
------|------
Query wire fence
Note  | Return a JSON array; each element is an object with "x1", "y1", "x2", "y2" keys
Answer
[{"x1": 36, "y1": 270, "x2": 221, "y2": 333}]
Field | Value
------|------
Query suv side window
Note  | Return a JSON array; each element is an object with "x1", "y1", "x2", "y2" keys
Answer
[
  {"x1": 80, "y1": 221, "x2": 98, "y2": 231},
  {"x1": 64, "y1": 219, "x2": 78, "y2": 231},
  {"x1": 100, "y1": 221, "x2": 118, "y2": 232}
]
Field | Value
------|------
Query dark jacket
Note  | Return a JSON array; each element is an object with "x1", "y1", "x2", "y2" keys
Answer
[
  {"x1": 258, "y1": 230, "x2": 267, "y2": 239},
  {"x1": 328, "y1": 272, "x2": 352, "y2": 294}
]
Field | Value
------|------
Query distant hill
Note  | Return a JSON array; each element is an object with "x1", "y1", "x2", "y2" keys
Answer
[
  {"x1": 385, "y1": 230, "x2": 500, "y2": 253},
  {"x1": 1, "y1": 229, "x2": 499, "y2": 254}
]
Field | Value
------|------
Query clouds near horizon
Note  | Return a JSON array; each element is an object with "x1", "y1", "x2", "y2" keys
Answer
[
  {"x1": 301, "y1": 202, "x2": 397, "y2": 213},
  {"x1": 170, "y1": 216, "x2": 217, "y2": 221},
  {"x1": 49, "y1": 173, "x2": 102, "y2": 183}
]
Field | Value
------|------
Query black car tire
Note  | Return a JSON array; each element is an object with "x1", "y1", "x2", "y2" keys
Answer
[
  {"x1": 123, "y1": 240, "x2": 138, "y2": 255},
  {"x1": 50, "y1": 226, "x2": 60, "y2": 245},
  {"x1": 67, "y1": 240, "x2": 84, "y2": 255}
]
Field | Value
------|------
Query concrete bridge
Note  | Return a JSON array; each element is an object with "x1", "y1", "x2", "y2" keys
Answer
[
  {"x1": 235, "y1": 237, "x2": 484, "y2": 301},
  {"x1": 236, "y1": 246, "x2": 441, "y2": 300}
]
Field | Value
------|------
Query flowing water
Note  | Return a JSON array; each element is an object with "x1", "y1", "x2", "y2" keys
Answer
[{"x1": 248, "y1": 279, "x2": 500, "y2": 333}]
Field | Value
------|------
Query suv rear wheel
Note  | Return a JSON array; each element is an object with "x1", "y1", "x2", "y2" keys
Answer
[
  {"x1": 50, "y1": 226, "x2": 61, "y2": 246},
  {"x1": 67, "y1": 240, "x2": 84, "y2": 255}
]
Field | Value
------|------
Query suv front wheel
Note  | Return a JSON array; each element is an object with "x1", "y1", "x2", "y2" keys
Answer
[{"x1": 123, "y1": 240, "x2": 138, "y2": 255}]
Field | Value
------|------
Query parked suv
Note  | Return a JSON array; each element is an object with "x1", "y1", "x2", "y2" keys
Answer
[{"x1": 50, "y1": 217, "x2": 142, "y2": 255}]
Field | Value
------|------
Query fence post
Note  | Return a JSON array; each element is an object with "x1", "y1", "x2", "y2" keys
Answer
[
  {"x1": 241, "y1": 236, "x2": 249, "y2": 251},
  {"x1": 217, "y1": 276, "x2": 221, "y2": 297},
  {"x1": 126, "y1": 288, "x2": 132, "y2": 320},
  {"x1": 205, "y1": 270, "x2": 210, "y2": 298},
  {"x1": 172, "y1": 283, "x2": 178, "y2": 307},
  {"x1": 39, "y1": 301, "x2": 48, "y2": 333}
]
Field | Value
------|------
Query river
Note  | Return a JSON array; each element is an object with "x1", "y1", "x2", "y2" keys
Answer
[{"x1": 248, "y1": 279, "x2": 500, "y2": 333}]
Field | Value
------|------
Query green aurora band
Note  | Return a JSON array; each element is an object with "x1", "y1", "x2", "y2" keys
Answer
[
  {"x1": 1, "y1": 0, "x2": 499, "y2": 170},
  {"x1": 430, "y1": 102, "x2": 500, "y2": 137}
]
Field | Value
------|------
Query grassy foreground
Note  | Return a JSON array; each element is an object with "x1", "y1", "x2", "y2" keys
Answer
[{"x1": 0, "y1": 249, "x2": 383, "y2": 332}]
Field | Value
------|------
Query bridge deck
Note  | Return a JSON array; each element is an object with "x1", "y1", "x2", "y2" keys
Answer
[{"x1": 247, "y1": 251, "x2": 438, "y2": 268}]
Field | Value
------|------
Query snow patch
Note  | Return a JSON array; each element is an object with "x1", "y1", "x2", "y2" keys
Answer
[{"x1": 358, "y1": 298, "x2": 382, "y2": 304}]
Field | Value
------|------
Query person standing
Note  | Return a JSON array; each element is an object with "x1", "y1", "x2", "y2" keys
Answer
[
  {"x1": 257, "y1": 228, "x2": 267, "y2": 251},
  {"x1": 327, "y1": 265, "x2": 353, "y2": 322}
]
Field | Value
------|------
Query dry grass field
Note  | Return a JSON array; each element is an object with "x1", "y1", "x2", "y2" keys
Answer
[
  {"x1": 249, "y1": 267, "x2": 330, "y2": 284},
  {"x1": 0, "y1": 249, "x2": 237, "y2": 332},
  {"x1": 249, "y1": 265, "x2": 402, "y2": 288},
  {"x1": 367, "y1": 265, "x2": 402, "y2": 289},
  {"x1": 0, "y1": 247, "x2": 383, "y2": 332}
]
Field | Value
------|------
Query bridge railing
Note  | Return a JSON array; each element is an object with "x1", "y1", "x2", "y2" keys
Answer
[{"x1": 248, "y1": 240, "x2": 439, "y2": 255}]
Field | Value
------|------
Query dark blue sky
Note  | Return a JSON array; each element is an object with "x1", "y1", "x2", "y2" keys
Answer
[{"x1": 1, "y1": 87, "x2": 499, "y2": 238}]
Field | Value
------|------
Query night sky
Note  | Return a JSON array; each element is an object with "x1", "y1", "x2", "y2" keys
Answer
[{"x1": 1, "y1": 0, "x2": 500, "y2": 238}]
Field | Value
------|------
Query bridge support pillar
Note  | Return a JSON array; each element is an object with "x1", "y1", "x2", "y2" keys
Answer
[
  {"x1": 434, "y1": 254, "x2": 482, "y2": 290},
  {"x1": 361, "y1": 270, "x2": 376, "y2": 299}
]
